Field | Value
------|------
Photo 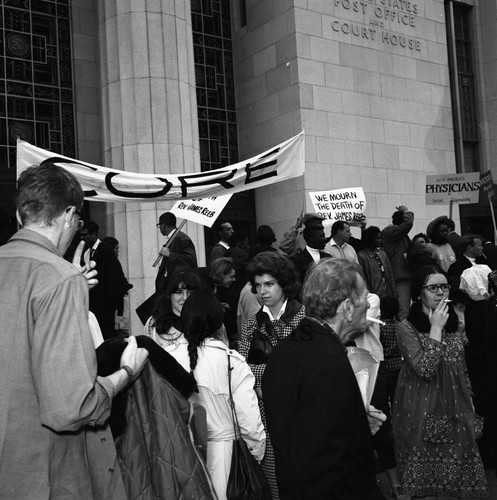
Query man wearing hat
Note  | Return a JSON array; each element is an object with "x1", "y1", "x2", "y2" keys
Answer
[
  {"x1": 291, "y1": 224, "x2": 332, "y2": 284},
  {"x1": 279, "y1": 212, "x2": 328, "y2": 256}
]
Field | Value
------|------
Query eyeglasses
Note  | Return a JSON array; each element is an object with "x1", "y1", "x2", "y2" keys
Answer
[{"x1": 423, "y1": 283, "x2": 450, "y2": 293}]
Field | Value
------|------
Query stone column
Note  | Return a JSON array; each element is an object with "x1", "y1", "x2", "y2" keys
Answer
[{"x1": 98, "y1": 0, "x2": 204, "y2": 334}]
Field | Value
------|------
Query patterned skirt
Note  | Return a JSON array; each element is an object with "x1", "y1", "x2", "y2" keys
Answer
[{"x1": 396, "y1": 442, "x2": 487, "y2": 498}]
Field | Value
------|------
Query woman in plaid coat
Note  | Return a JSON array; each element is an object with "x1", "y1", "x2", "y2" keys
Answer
[{"x1": 239, "y1": 252, "x2": 306, "y2": 499}]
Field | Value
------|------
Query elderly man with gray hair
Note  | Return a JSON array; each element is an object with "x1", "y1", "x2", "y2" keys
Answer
[{"x1": 262, "y1": 258, "x2": 386, "y2": 500}]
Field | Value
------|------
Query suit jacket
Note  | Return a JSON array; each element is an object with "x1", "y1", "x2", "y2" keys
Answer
[
  {"x1": 483, "y1": 242, "x2": 497, "y2": 271},
  {"x1": 358, "y1": 248, "x2": 397, "y2": 299},
  {"x1": 262, "y1": 318, "x2": 382, "y2": 500},
  {"x1": 291, "y1": 248, "x2": 331, "y2": 283},
  {"x1": 155, "y1": 230, "x2": 198, "y2": 293},
  {"x1": 447, "y1": 231, "x2": 464, "y2": 260},
  {"x1": 208, "y1": 242, "x2": 228, "y2": 264},
  {"x1": 89, "y1": 240, "x2": 122, "y2": 302}
]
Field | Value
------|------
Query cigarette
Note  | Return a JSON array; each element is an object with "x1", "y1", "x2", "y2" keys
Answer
[
  {"x1": 366, "y1": 316, "x2": 386, "y2": 326},
  {"x1": 444, "y1": 299, "x2": 452, "y2": 302}
]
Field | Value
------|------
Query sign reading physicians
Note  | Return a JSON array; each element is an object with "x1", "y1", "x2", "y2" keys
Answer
[
  {"x1": 170, "y1": 194, "x2": 232, "y2": 228},
  {"x1": 308, "y1": 187, "x2": 366, "y2": 224},
  {"x1": 425, "y1": 172, "x2": 481, "y2": 205},
  {"x1": 16, "y1": 131, "x2": 304, "y2": 202}
]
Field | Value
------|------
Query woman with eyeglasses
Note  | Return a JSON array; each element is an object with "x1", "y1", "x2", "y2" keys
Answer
[{"x1": 392, "y1": 265, "x2": 487, "y2": 499}]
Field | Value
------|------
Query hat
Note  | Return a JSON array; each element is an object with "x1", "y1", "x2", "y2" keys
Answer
[
  {"x1": 303, "y1": 212, "x2": 324, "y2": 222},
  {"x1": 426, "y1": 216, "x2": 449, "y2": 240},
  {"x1": 303, "y1": 213, "x2": 325, "y2": 228}
]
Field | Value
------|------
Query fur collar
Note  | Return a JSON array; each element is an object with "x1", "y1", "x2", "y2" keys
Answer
[{"x1": 96, "y1": 335, "x2": 197, "y2": 397}]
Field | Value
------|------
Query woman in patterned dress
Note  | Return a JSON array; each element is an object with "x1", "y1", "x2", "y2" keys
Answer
[
  {"x1": 392, "y1": 265, "x2": 487, "y2": 498},
  {"x1": 239, "y1": 251, "x2": 306, "y2": 499}
]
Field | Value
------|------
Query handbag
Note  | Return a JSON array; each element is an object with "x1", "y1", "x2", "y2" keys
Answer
[
  {"x1": 247, "y1": 310, "x2": 276, "y2": 365},
  {"x1": 226, "y1": 355, "x2": 271, "y2": 500}
]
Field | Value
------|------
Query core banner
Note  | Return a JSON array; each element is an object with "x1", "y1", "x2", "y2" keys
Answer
[{"x1": 17, "y1": 132, "x2": 304, "y2": 203}]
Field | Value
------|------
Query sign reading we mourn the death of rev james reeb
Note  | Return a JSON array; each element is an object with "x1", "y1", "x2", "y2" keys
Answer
[{"x1": 309, "y1": 187, "x2": 366, "y2": 224}]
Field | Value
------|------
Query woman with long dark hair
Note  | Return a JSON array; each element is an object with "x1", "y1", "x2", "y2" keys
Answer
[
  {"x1": 392, "y1": 265, "x2": 487, "y2": 498},
  {"x1": 181, "y1": 290, "x2": 265, "y2": 500},
  {"x1": 143, "y1": 267, "x2": 201, "y2": 370}
]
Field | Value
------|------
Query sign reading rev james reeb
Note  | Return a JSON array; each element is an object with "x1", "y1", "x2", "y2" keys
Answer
[{"x1": 425, "y1": 173, "x2": 481, "y2": 206}]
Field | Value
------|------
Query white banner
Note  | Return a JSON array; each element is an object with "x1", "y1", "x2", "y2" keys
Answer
[
  {"x1": 170, "y1": 194, "x2": 232, "y2": 228},
  {"x1": 309, "y1": 187, "x2": 366, "y2": 225},
  {"x1": 16, "y1": 131, "x2": 304, "y2": 203}
]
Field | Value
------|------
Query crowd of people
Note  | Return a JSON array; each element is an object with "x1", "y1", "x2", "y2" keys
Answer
[{"x1": 1, "y1": 161, "x2": 496, "y2": 499}]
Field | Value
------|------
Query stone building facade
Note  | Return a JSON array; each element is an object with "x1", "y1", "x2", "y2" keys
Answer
[{"x1": 0, "y1": 0, "x2": 495, "y2": 332}]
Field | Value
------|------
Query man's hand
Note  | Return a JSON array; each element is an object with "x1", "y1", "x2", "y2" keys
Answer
[
  {"x1": 120, "y1": 336, "x2": 148, "y2": 381},
  {"x1": 367, "y1": 405, "x2": 386, "y2": 435},
  {"x1": 395, "y1": 205, "x2": 408, "y2": 213},
  {"x1": 159, "y1": 246, "x2": 170, "y2": 258},
  {"x1": 72, "y1": 241, "x2": 98, "y2": 289}
]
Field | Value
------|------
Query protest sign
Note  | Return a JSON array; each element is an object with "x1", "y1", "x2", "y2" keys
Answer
[
  {"x1": 479, "y1": 170, "x2": 495, "y2": 207},
  {"x1": 425, "y1": 172, "x2": 481, "y2": 206},
  {"x1": 478, "y1": 170, "x2": 497, "y2": 241},
  {"x1": 17, "y1": 131, "x2": 304, "y2": 203},
  {"x1": 169, "y1": 194, "x2": 232, "y2": 228},
  {"x1": 308, "y1": 187, "x2": 366, "y2": 225}
]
